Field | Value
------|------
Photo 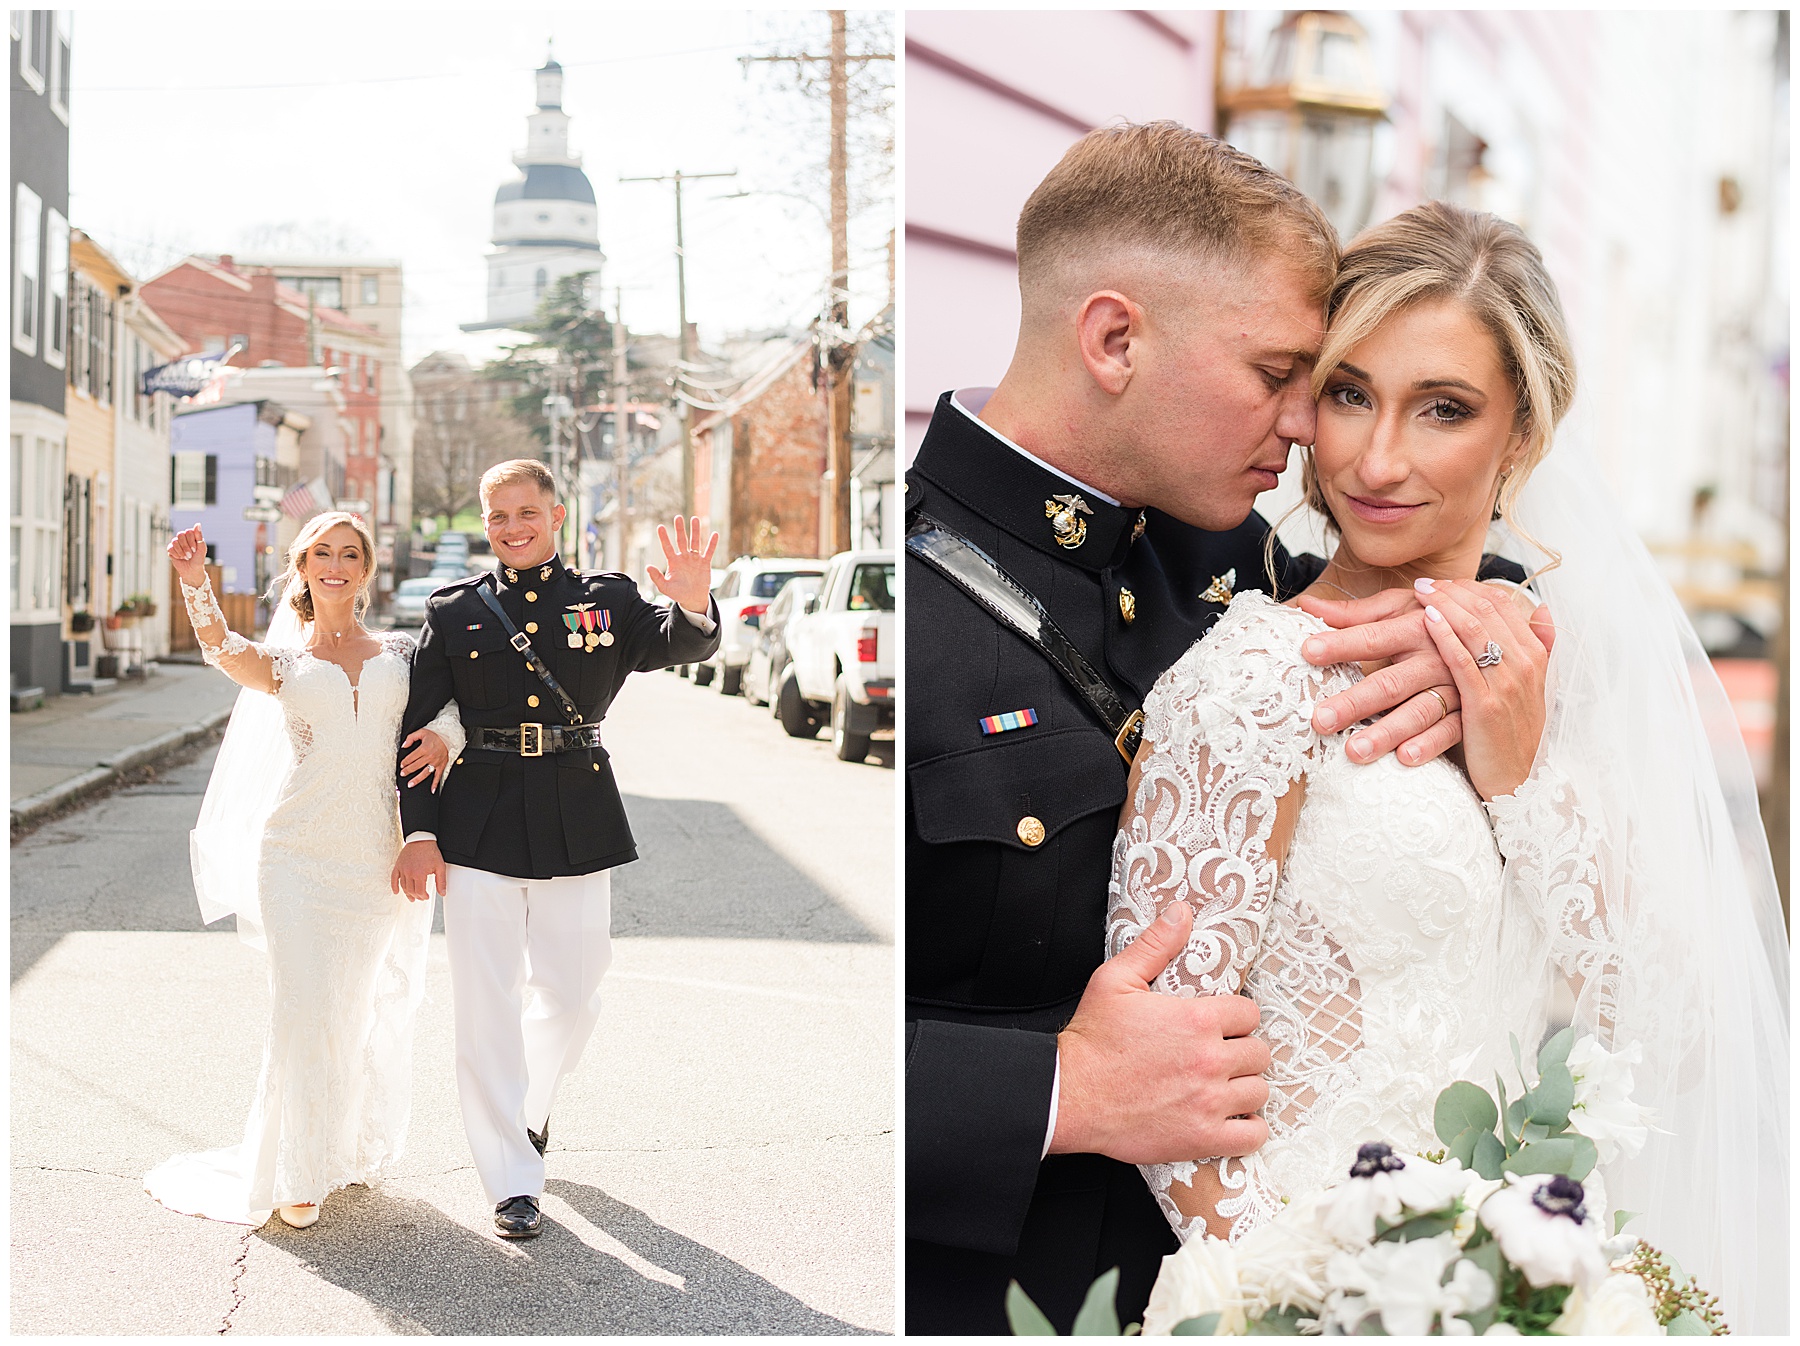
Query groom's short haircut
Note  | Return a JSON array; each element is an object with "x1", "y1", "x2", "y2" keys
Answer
[
  {"x1": 479, "y1": 458, "x2": 557, "y2": 505},
  {"x1": 1016, "y1": 121, "x2": 1340, "y2": 313}
]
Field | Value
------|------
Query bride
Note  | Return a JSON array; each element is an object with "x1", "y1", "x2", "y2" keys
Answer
[
  {"x1": 145, "y1": 512, "x2": 463, "y2": 1230},
  {"x1": 1107, "y1": 202, "x2": 1787, "y2": 1332}
]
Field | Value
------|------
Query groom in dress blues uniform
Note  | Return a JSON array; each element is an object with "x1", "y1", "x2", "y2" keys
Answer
[
  {"x1": 394, "y1": 459, "x2": 719, "y2": 1239},
  {"x1": 907, "y1": 124, "x2": 1529, "y2": 1333}
]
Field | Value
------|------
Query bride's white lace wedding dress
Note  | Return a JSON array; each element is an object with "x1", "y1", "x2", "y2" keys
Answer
[
  {"x1": 1107, "y1": 590, "x2": 1615, "y2": 1243},
  {"x1": 145, "y1": 583, "x2": 463, "y2": 1225}
]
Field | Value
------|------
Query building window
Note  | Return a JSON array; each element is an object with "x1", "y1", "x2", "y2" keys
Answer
[
  {"x1": 64, "y1": 471, "x2": 90, "y2": 609},
  {"x1": 172, "y1": 451, "x2": 215, "y2": 507},
  {"x1": 229, "y1": 332, "x2": 248, "y2": 357},
  {"x1": 43, "y1": 209, "x2": 67, "y2": 369},
  {"x1": 23, "y1": 435, "x2": 63, "y2": 612},
  {"x1": 361, "y1": 276, "x2": 379, "y2": 306},
  {"x1": 534, "y1": 267, "x2": 548, "y2": 297},
  {"x1": 367, "y1": 360, "x2": 378, "y2": 395},
  {"x1": 18, "y1": 8, "x2": 45, "y2": 91},
  {"x1": 13, "y1": 183, "x2": 41, "y2": 354},
  {"x1": 278, "y1": 275, "x2": 342, "y2": 310},
  {"x1": 47, "y1": 10, "x2": 68, "y2": 121}
]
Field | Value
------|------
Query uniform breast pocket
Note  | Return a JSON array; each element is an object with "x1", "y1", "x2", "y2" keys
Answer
[
  {"x1": 444, "y1": 626, "x2": 513, "y2": 711},
  {"x1": 909, "y1": 725, "x2": 1127, "y2": 852}
]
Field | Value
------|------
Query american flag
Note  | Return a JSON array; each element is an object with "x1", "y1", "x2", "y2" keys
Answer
[{"x1": 278, "y1": 477, "x2": 334, "y2": 520}]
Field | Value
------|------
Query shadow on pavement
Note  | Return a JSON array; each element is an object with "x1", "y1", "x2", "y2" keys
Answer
[
  {"x1": 11, "y1": 760, "x2": 880, "y2": 985},
  {"x1": 263, "y1": 1181, "x2": 871, "y2": 1335}
]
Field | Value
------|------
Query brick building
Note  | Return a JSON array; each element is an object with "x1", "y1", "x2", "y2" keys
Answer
[
  {"x1": 691, "y1": 332, "x2": 828, "y2": 561},
  {"x1": 140, "y1": 255, "x2": 385, "y2": 517}
]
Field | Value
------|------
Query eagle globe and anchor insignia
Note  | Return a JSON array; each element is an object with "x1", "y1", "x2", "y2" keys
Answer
[{"x1": 1045, "y1": 493, "x2": 1094, "y2": 550}]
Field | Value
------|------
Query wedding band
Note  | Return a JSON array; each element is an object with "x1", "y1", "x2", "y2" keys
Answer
[
  {"x1": 1427, "y1": 688, "x2": 1451, "y2": 721},
  {"x1": 1475, "y1": 640, "x2": 1504, "y2": 669}
]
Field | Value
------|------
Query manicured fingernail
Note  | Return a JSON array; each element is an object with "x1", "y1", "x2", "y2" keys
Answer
[
  {"x1": 1316, "y1": 706, "x2": 1339, "y2": 731},
  {"x1": 1303, "y1": 638, "x2": 1324, "y2": 661},
  {"x1": 1414, "y1": 577, "x2": 1435, "y2": 593},
  {"x1": 1157, "y1": 903, "x2": 1186, "y2": 927},
  {"x1": 1403, "y1": 746, "x2": 1420, "y2": 764},
  {"x1": 1425, "y1": 605, "x2": 1443, "y2": 623}
]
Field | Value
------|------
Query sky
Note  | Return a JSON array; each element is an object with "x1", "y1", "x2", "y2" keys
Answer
[{"x1": 67, "y1": 8, "x2": 895, "y2": 368}]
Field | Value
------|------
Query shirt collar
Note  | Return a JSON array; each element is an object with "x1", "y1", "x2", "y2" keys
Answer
[
  {"x1": 496, "y1": 554, "x2": 564, "y2": 589},
  {"x1": 950, "y1": 387, "x2": 1122, "y2": 507}
]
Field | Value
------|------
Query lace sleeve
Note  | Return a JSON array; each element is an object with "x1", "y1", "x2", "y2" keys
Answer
[
  {"x1": 387, "y1": 631, "x2": 466, "y2": 768},
  {"x1": 1107, "y1": 594, "x2": 1338, "y2": 1242},
  {"x1": 181, "y1": 578, "x2": 278, "y2": 693},
  {"x1": 1485, "y1": 755, "x2": 1624, "y2": 1040}
]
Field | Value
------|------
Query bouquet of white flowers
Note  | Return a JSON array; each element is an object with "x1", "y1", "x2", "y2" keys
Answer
[{"x1": 1008, "y1": 1030, "x2": 1725, "y2": 1337}]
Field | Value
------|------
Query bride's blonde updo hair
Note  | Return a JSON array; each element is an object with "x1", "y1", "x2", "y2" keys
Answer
[
  {"x1": 1297, "y1": 200, "x2": 1576, "y2": 569},
  {"x1": 282, "y1": 510, "x2": 377, "y2": 624}
]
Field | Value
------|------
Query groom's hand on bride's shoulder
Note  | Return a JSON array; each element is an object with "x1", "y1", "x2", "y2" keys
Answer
[
  {"x1": 393, "y1": 838, "x2": 447, "y2": 904},
  {"x1": 1296, "y1": 585, "x2": 1555, "y2": 769},
  {"x1": 1049, "y1": 901, "x2": 1271, "y2": 1165}
]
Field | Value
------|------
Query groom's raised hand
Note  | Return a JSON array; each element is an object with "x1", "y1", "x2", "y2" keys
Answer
[
  {"x1": 1049, "y1": 901, "x2": 1270, "y2": 1164},
  {"x1": 646, "y1": 514, "x2": 719, "y2": 614}
]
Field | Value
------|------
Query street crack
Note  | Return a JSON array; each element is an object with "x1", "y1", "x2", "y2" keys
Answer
[{"x1": 220, "y1": 1230, "x2": 251, "y2": 1335}]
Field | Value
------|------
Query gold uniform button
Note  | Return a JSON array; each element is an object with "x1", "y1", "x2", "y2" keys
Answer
[
  {"x1": 527, "y1": 695, "x2": 540, "y2": 708},
  {"x1": 455, "y1": 757, "x2": 464, "y2": 765},
  {"x1": 525, "y1": 621, "x2": 538, "y2": 633},
  {"x1": 592, "y1": 762, "x2": 600, "y2": 771},
  {"x1": 525, "y1": 590, "x2": 538, "y2": 602},
  {"x1": 1119, "y1": 587, "x2": 1136, "y2": 625},
  {"x1": 1017, "y1": 815, "x2": 1046, "y2": 847},
  {"x1": 469, "y1": 650, "x2": 479, "y2": 659}
]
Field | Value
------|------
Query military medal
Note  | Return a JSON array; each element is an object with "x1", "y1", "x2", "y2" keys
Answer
[
  {"x1": 979, "y1": 708, "x2": 1038, "y2": 736},
  {"x1": 564, "y1": 602, "x2": 594, "y2": 649},
  {"x1": 1045, "y1": 493, "x2": 1093, "y2": 550},
  {"x1": 595, "y1": 610, "x2": 614, "y2": 646}
]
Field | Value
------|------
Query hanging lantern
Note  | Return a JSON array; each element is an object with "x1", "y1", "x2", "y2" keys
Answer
[{"x1": 1217, "y1": 11, "x2": 1389, "y2": 240}]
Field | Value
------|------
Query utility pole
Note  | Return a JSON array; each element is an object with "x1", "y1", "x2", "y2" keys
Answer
[
  {"x1": 743, "y1": 13, "x2": 893, "y2": 554},
  {"x1": 620, "y1": 167, "x2": 738, "y2": 518},
  {"x1": 612, "y1": 286, "x2": 630, "y2": 575}
]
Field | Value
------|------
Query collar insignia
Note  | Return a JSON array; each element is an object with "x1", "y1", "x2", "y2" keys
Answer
[
  {"x1": 1201, "y1": 569, "x2": 1237, "y2": 606},
  {"x1": 504, "y1": 567, "x2": 519, "y2": 583},
  {"x1": 1131, "y1": 510, "x2": 1147, "y2": 543},
  {"x1": 1045, "y1": 493, "x2": 1093, "y2": 550}
]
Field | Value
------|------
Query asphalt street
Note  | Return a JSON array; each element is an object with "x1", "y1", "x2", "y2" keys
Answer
[{"x1": 11, "y1": 664, "x2": 895, "y2": 1335}]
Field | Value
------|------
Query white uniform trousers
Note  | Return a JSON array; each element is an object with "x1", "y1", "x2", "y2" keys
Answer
[{"x1": 442, "y1": 863, "x2": 613, "y2": 1205}]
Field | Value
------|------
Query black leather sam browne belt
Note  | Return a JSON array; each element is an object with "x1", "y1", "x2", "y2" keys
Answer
[
  {"x1": 474, "y1": 724, "x2": 603, "y2": 756},
  {"x1": 906, "y1": 512, "x2": 1145, "y2": 764}
]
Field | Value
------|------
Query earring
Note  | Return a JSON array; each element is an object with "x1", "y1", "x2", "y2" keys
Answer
[{"x1": 1492, "y1": 470, "x2": 1511, "y2": 522}]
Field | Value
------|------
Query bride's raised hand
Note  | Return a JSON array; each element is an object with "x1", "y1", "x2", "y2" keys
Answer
[
  {"x1": 1416, "y1": 577, "x2": 1550, "y2": 801},
  {"x1": 168, "y1": 525, "x2": 210, "y2": 589}
]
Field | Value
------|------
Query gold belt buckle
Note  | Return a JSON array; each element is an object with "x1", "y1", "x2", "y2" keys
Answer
[
  {"x1": 519, "y1": 722, "x2": 544, "y2": 757},
  {"x1": 1114, "y1": 708, "x2": 1145, "y2": 765}
]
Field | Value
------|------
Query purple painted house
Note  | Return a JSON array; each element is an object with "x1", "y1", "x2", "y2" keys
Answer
[{"x1": 168, "y1": 399, "x2": 305, "y2": 602}]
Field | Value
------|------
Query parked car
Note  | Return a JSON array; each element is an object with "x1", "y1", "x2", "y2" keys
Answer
[
  {"x1": 695, "y1": 555, "x2": 826, "y2": 694},
  {"x1": 390, "y1": 576, "x2": 447, "y2": 627},
  {"x1": 778, "y1": 549, "x2": 895, "y2": 761},
  {"x1": 743, "y1": 574, "x2": 825, "y2": 707}
]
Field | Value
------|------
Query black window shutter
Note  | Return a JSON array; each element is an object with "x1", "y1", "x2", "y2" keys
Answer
[{"x1": 204, "y1": 455, "x2": 217, "y2": 505}]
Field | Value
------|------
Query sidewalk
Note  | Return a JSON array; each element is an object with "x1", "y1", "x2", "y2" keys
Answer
[{"x1": 10, "y1": 659, "x2": 241, "y2": 826}]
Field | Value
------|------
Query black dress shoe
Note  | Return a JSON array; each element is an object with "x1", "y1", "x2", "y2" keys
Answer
[
  {"x1": 528, "y1": 1117, "x2": 550, "y2": 1157},
  {"x1": 494, "y1": 1194, "x2": 542, "y2": 1239}
]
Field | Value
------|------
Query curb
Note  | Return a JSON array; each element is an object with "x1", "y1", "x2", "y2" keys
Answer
[{"x1": 10, "y1": 705, "x2": 235, "y2": 830}]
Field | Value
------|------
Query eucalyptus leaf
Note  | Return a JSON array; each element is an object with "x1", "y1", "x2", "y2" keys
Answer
[
  {"x1": 1246, "y1": 1307, "x2": 1307, "y2": 1335},
  {"x1": 1353, "y1": 1318, "x2": 1390, "y2": 1336},
  {"x1": 1471, "y1": 1129, "x2": 1506, "y2": 1181},
  {"x1": 1520, "y1": 1121, "x2": 1550, "y2": 1145},
  {"x1": 1372, "y1": 1208, "x2": 1459, "y2": 1243},
  {"x1": 1664, "y1": 1310, "x2": 1710, "y2": 1335},
  {"x1": 1567, "y1": 1134, "x2": 1598, "y2": 1181},
  {"x1": 1527, "y1": 1062, "x2": 1574, "y2": 1126},
  {"x1": 1446, "y1": 1125, "x2": 1480, "y2": 1170},
  {"x1": 1504, "y1": 1095, "x2": 1528, "y2": 1147},
  {"x1": 1006, "y1": 1282, "x2": 1057, "y2": 1336},
  {"x1": 1510, "y1": 1032, "x2": 1527, "y2": 1090},
  {"x1": 1171, "y1": 1313, "x2": 1221, "y2": 1336},
  {"x1": 1611, "y1": 1209, "x2": 1640, "y2": 1236},
  {"x1": 1501, "y1": 1137, "x2": 1577, "y2": 1177},
  {"x1": 1072, "y1": 1268, "x2": 1122, "y2": 1336},
  {"x1": 1435, "y1": 1081, "x2": 1499, "y2": 1148},
  {"x1": 1536, "y1": 1026, "x2": 1575, "y2": 1073}
]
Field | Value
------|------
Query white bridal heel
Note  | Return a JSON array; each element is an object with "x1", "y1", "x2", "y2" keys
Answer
[{"x1": 277, "y1": 1203, "x2": 319, "y2": 1229}]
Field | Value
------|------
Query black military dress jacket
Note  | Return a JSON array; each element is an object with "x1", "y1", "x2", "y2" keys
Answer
[
  {"x1": 398, "y1": 557, "x2": 719, "y2": 879},
  {"x1": 905, "y1": 392, "x2": 1320, "y2": 1334}
]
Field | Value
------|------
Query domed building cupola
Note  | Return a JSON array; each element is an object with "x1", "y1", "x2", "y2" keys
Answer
[{"x1": 467, "y1": 45, "x2": 605, "y2": 332}]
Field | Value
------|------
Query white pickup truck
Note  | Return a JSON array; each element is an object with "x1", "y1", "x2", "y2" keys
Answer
[{"x1": 777, "y1": 548, "x2": 895, "y2": 762}]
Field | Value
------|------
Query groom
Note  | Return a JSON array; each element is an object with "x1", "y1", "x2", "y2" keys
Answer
[
  {"x1": 907, "y1": 123, "x2": 1533, "y2": 1332},
  {"x1": 394, "y1": 459, "x2": 719, "y2": 1238}
]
